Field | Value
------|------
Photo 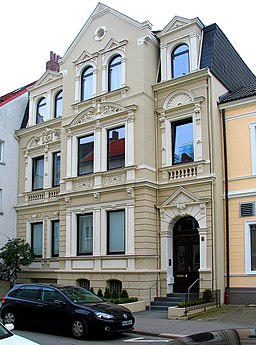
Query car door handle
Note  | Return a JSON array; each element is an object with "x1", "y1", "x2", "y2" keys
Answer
[{"x1": 36, "y1": 304, "x2": 43, "y2": 308}]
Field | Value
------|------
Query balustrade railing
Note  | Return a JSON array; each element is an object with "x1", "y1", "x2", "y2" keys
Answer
[
  {"x1": 167, "y1": 161, "x2": 203, "y2": 181},
  {"x1": 26, "y1": 188, "x2": 60, "y2": 203}
]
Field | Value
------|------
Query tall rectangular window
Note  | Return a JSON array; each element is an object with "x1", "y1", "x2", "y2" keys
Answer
[
  {"x1": 107, "y1": 126, "x2": 125, "y2": 170},
  {"x1": 0, "y1": 140, "x2": 3, "y2": 163},
  {"x1": 31, "y1": 222, "x2": 43, "y2": 258},
  {"x1": 78, "y1": 134, "x2": 94, "y2": 175},
  {"x1": 172, "y1": 118, "x2": 194, "y2": 164},
  {"x1": 32, "y1": 156, "x2": 44, "y2": 190},
  {"x1": 52, "y1": 152, "x2": 61, "y2": 187},
  {"x1": 250, "y1": 224, "x2": 256, "y2": 271},
  {"x1": 52, "y1": 220, "x2": 59, "y2": 257},
  {"x1": 107, "y1": 210, "x2": 125, "y2": 254},
  {"x1": 77, "y1": 214, "x2": 93, "y2": 255},
  {"x1": 250, "y1": 123, "x2": 256, "y2": 175}
]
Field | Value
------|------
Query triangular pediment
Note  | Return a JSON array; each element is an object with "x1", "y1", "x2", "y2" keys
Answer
[
  {"x1": 100, "y1": 38, "x2": 127, "y2": 54},
  {"x1": 73, "y1": 50, "x2": 98, "y2": 65},
  {"x1": 162, "y1": 187, "x2": 200, "y2": 207},
  {"x1": 31, "y1": 70, "x2": 62, "y2": 89},
  {"x1": 158, "y1": 16, "x2": 204, "y2": 37}
]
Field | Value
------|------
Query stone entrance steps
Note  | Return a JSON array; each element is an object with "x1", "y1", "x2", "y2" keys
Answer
[{"x1": 147, "y1": 292, "x2": 198, "y2": 311}]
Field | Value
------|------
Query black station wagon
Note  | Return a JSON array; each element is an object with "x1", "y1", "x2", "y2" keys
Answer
[{"x1": 1, "y1": 283, "x2": 135, "y2": 339}]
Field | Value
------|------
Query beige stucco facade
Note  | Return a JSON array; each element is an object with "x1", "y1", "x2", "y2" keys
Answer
[
  {"x1": 219, "y1": 98, "x2": 256, "y2": 303},
  {"x1": 15, "y1": 4, "x2": 228, "y2": 304}
]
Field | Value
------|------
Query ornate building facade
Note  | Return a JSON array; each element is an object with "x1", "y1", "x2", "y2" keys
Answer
[{"x1": 15, "y1": 4, "x2": 256, "y2": 303}]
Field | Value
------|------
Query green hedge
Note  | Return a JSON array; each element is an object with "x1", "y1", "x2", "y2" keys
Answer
[{"x1": 95, "y1": 288, "x2": 138, "y2": 304}]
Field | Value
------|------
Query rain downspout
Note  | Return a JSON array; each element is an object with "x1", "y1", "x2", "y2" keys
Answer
[{"x1": 221, "y1": 108, "x2": 230, "y2": 303}]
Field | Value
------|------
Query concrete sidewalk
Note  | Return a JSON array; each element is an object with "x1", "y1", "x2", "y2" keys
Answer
[{"x1": 132, "y1": 309, "x2": 256, "y2": 339}]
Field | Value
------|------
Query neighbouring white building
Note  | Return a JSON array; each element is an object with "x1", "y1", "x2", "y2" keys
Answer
[{"x1": 0, "y1": 84, "x2": 34, "y2": 248}]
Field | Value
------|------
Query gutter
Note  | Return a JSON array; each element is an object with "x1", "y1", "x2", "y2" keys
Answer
[{"x1": 221, "y1": 109, "x2": 230, "y2": 302}]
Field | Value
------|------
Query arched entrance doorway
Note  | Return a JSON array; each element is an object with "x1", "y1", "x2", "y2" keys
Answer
[{"x1": 173, "y1": 216, "x2": 199, "y2": 293}]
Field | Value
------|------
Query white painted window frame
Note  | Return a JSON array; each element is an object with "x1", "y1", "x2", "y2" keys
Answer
[
  {"x1": 163, "y1": 114, "x2": 196, "y2": 167},
  {"x1": 245, "y1": 220, "x2": 256, "y2": 273},
  {"x1": 67, "y1": 203, "x2": 134, "y2": 258},
  {"x1": 27, "y1": 220, "x2": 45, "y2": 259},
  {"x1": 250, "y1": 122, "x2": 256, "y2": 175},
  {"x1": 102, "y1": 49, "x2": 126, "y2": 94},
  {"x1": 74, "y1": 62, "x2": 97, "y2": 102}
]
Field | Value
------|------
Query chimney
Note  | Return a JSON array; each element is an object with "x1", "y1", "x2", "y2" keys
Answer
[
  {"x1": 46, "y1": 51, "x2": 60, "y2": 72},
  {"x1": 112, "y1": 131, "x2": 119, "y2": 140}
]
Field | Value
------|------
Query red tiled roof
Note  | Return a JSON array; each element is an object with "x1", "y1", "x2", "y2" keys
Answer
[
  {"x1": 81, "y1": 138, "x2": 125, "y2": 162},
  {"x1": 0, "y1": 82, "x2": 35, "y2": 107}
]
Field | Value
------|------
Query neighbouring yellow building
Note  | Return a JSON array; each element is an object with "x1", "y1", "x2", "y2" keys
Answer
[{"x1": 219, "y1": 86, "x2": 256, "y2": 304}]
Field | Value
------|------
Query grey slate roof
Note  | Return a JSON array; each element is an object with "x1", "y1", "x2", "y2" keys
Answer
[
  {"x1": 219, "y1": 84, "x2": 256, "y2": 103},
  {"x1": 201, "y1": 24, "x2": 256, "y2": 93}
]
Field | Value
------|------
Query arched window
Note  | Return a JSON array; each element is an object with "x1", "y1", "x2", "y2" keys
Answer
[
  {"x1": 171, "y1": 44, "x2": 190, "y2": 78},
  {"x1": 81, "y1": 66, "x2": 93, "y2": 101},
  {"x1": 36, "y1": 97, "x2": 46, "y2": 124},
  {"x1": 54, "y1": 90, "x2": 63, "y2": 118},
  {"x1": 78, "y1": 279, "x2": 90, "y2": 290},
  {"x1": 108, "y1": 279, "x2": 122, "y2": 294},
  {"x1": 108, "y1": 55, "x2": 122, "y2": 92}
]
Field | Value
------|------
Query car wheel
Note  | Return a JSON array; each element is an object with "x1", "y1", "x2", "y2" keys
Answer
[
  {"x1": 71, "y1": 318, "x2": 88, "y2": 339},
  {"x1": 3, "y1": 311, "x2": 17, "y2": 326}
]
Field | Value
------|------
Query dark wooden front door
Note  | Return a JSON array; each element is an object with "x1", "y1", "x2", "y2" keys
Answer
[{"x1": 173, "y1": 217, "x2": 199, "y2": 293}]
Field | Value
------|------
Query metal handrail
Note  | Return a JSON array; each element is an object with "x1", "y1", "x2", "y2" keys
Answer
[
  {"x1": 149, "y1": 281, "x2": 158, "y2": 310},
  {"x1": 187, "y1": 278, "x2": 200, "y2": 301}
]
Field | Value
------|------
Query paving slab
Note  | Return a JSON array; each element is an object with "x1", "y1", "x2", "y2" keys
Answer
[{"x1": 132, "y1": 306, "x2": 256, "y2": 339}]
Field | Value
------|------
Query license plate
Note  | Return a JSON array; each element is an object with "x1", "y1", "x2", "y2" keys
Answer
[{"x1": 122, "y1": 320, "x2": 132, "y2": 326}]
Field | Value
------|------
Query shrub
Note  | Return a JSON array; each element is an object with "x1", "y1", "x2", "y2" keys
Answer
[
  {"x1": 104, "y1": 287, "x2": 111, "y2": 299},
  {"x1": 111, "y1": 290, "x2": 119, "y2": 300},
  {"x1": 97, "y1": 288, "x2": 103, "y2": 298},
  {"x1": 100, "y1": 287, "x2": 138, "y2": 304},
  {"x1": 120, "y1": 289, "x2": 129, "y2": 298},
  {"x1": 111, "y1": 297, "x2": 138, "y2": 304},
  {"x1": 203, "y1": 289, "x2": 212, "y2": 303}
]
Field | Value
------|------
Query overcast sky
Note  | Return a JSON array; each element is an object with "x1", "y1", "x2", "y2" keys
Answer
[{"x1": 1, "y1": 0, "x2": 255, "y2": 96}]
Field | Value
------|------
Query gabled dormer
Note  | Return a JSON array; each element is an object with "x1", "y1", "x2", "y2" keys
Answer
[{"x1": 157, "y1": 16, "x2": 204, "y2": 82}]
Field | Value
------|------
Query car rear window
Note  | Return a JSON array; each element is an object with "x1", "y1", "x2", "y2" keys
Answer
[{"x1": 15, "y1": 286, "x2": 40, "y2": 300}]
